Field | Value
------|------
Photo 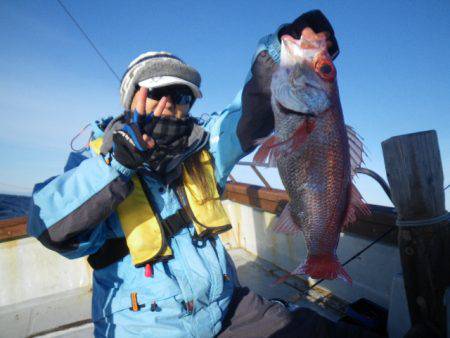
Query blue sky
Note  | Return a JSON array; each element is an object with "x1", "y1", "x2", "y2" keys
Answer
[{"x1": 0, "y1": 0, "x2": 449, "y2": 208}]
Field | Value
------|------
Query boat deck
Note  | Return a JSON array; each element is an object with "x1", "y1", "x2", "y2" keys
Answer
[
  {"x1": 13, "y1": 249, "x2": 341, "y2": 338},
  {"x1": 0, "y1": 185, "x2": 413, "y2": 337}
]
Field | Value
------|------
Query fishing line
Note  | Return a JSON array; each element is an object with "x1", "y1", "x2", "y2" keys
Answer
[
  {"x1": 56, "y1": 1, "x2": 120, "y2": 149},
  {"x1": 298, "y1": 225, "x2": 395, "y2": 296},
  {"x1": 294, "y1": 170, "x2": 448, "y2": 299},
  {"x1": 56, "y1": 0, "x2": 121, "y2": 83}
]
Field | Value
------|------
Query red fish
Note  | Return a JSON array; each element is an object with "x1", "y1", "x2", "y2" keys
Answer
[{"x1": 254, "y1": 29, "x2": 370, "y2": 283}]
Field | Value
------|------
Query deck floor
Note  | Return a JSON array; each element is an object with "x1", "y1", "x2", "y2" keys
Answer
[
  {"x1": 34, "y1": 249, "x2": 341, "y2": 337},
  {"x1": 230, "y1": 248, "x2": 342, "y2": 322}
]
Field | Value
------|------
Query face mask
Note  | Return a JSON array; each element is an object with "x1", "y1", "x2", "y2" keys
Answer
[{"x1": 143, "y1": 115, "x2": 194, "y2": 173}]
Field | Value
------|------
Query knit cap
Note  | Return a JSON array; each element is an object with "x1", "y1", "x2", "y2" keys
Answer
[{"x1": 120, "y1": 52, "x2": 202, "y2": 109}]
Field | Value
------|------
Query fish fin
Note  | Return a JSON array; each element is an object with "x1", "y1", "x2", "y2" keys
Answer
[
  {"x1": 272, "y1": 204, "x2": 302, "y2": 234},
  {"x1": 253, "y1": 119, "x2": 316, "y2": 165},
  {"x1": 292, "y1": 255, "x2": 352, "y2": 284},
  {"x1": 346, "y1": 125, "x2": 366, "y2": 176},
  {"x1": 287, "y1": 118, "x2": 316, "y2": 153},
  {"x1": 254, "y1": 133, "x2": 275, "y2": 146},
  {"x1": 342, "y1": 183, "x2": 371, "y2": 227},
  {"x1": 253, "y1": 134, "x2": 280, "y2": 166}
]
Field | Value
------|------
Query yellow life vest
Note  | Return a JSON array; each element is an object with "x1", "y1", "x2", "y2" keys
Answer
[{"x1": 89, "y1": 137, "x2": 231, "y2": 267}]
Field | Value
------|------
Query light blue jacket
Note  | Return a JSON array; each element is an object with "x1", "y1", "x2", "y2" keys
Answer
[{"x1": 28, "y1": 30, "x2": 281, "y2": 338}]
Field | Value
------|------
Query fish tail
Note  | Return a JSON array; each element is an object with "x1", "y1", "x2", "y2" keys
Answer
[{"x1": 292, "y1": 255, "x2": 352, "y2": 284}]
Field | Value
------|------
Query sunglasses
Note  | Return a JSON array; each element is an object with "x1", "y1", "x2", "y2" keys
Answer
[{"x1": 147, "y1": 85, "x2": 195, "y2": 106}]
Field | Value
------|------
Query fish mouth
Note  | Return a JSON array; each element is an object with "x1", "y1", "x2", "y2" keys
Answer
[{"x1": 276, "y1": 101, "x2": 316, "y2": 118}]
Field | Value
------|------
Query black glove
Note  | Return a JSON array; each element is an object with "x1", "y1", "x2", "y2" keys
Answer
[
  {"x1": 278, "y1": 9, "x2": 339, "y2": 59},
  {"x1": 112, "y1": 112, "x2": 157, "y2": 170},
  {"x1": 238, "y1": 50, "x2": 277, "y2": 153}
]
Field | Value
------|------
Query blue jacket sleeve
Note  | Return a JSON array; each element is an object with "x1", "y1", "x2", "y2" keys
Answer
[
  {"x1": 204, "y1": 29, "x2": 282, "y2": 189},
  {"x1": 27, "y1": 149, "x2": 133, "y2": 259}
]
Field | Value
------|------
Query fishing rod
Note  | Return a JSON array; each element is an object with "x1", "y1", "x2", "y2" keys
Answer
[{"x1": 296, "y1": 170, "x2": 449, "y2": 304}]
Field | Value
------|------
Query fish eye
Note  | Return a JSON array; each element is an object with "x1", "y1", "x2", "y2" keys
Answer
[
  {"x1": 320, "y1": 64, "x2": 332, "y2": 75},
  {"x1": 313, "y1": 54, "x2": 336, "y2": 82}
]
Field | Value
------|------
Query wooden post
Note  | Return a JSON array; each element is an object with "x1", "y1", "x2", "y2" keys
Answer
[{"x1": 382, "y1": 130, "x2": 449, "y2": 337}]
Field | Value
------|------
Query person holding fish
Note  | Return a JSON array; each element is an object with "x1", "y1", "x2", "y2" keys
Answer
[{"x1": 27, "y1": 9, "x2": 378, "y2": 338}]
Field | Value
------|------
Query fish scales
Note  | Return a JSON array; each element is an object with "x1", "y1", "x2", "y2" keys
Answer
[
  {"x1": 275, "y1": 98, "x2": 351, "y2": 256},
  {"x1": 254, "y1": 30, "x2": 368, "y2": 283}
]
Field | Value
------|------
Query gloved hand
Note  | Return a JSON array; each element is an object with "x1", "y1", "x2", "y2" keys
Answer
[
  {"x1": 278, "y1": 9, "x2": 339, "y2": 59},
  {"x1": 112, "y1": 88, "x2": 167, "y2": 170},
  {"x1": 112, "y1": 119, "x2": 153, "y2": 170},
  {"x1": 238, "y1": 10, "x2": 339, "y2": 153}
]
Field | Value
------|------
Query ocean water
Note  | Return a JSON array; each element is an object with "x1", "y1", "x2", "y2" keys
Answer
[{"x1": 0, "y1": 194, "x2": 31, "y2": 220}]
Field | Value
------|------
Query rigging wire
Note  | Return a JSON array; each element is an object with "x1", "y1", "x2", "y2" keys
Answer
[{"x1": 56, "y1": 0, "x2": 121, "y2": 83}]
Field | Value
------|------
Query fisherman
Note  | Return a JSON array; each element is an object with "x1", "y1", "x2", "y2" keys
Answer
[{"x1": 27, "y1": 10, "x2": 378, "y2": 338}]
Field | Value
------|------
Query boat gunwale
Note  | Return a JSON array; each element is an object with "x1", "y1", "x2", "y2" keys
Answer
[{"x1": 0, "y1": 183, "x2": 398, "y2": 245}]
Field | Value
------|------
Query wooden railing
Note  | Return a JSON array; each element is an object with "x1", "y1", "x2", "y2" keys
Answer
[
  {"x1": 0, "y1": 182, "x2": 397, "y2": 244},
  {"x1": 225, "y1": 160, "x2": 397, "y2": 245},
  {"x1": 223, "y1": 182, "x2": 398, "y2": 245},
  {"x1": 0, "y1": 216, "x2": 28, "y2": 242}
]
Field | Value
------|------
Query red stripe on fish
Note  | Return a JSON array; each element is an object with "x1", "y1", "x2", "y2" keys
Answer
[
  {"x1": 288, "y1": 118, "x2": 316, "y2": 152},
  {"x1": 253, "y1": 134, "x2": 280, "y2": 166}
]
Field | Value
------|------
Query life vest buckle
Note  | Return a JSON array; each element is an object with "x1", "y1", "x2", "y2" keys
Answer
[{"x1": 191, "y1": 235, "x2": 207, "y2": 248}]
